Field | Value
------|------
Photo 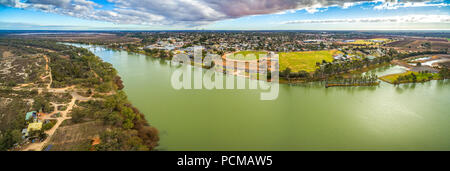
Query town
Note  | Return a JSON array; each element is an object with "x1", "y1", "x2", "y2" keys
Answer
[{"x1": 41, "y1": 31, "x2": 449, "y2": 86}]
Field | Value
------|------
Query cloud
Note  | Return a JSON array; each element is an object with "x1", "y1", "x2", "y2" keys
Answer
[
  {"x1": 373, "y1": 0, "x2": 449, "y2": 10},
  {"x1": 0, "y1": 0, "x2": 447, "y2": 27},
  {"x1": 0, "y1": 0, "x2": 28, "y2": 8},
  {"x1": 282, "y1": 15, "x2": 450, "y2": 24}
]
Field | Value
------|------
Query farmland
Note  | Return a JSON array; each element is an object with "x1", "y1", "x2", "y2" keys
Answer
[
  {"x1": 386, "y1": 38, "x2": 449, "y2": 52},
  {"x1": 279, "y1": 50, "x2": 340, "y2": 73}
]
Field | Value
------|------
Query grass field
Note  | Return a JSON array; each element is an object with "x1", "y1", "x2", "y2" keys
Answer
[
  {"x1": 227, "y1": 51, "x2": 268, "y2": 60},
  {"x1": 279, "y1": 50, "x2": 340, "y2": 72},
  {"x1": 379, "y1": 71, "x2": 441, "y2": 84},
  {"x1": 347, "y1": 39, "x2": 390, "y2": 45}
]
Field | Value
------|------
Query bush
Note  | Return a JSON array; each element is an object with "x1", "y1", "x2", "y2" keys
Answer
[
  {"x1": 96, "y1": 82, "x2": 112, "y2": 93},
  {"x1": 42, "y1": 120, "x2": 57, "y2": 131}
]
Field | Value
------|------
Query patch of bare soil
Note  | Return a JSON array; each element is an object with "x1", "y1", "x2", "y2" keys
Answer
[
  {"x1": 45, "y1": 121, "x2": 110, "y2": 151},
  {"x1": 2, "y1": 51, "x2": 13, "y2": 58},
  {"x1": 387, "y1": 38, "x2": 449, "y2": 52}
]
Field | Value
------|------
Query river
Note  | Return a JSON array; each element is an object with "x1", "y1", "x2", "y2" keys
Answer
[{"x1": 73, "y1": 44, "x2": 450, "y2": 151}]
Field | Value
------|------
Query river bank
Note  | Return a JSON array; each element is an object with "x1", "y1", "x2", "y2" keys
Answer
[{"x1": 74, "y1": 43, "x2": 450, "y2": 151}]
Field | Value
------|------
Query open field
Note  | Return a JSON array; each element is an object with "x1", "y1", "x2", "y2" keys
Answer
[
  {"x1": 45, "y1": 121, "x2": 110, "y2": 151},
  {"x1": 0, "y1": 46, "x2": 47, "y2": 87},
  {"x1": 279, "y1": 50, "x2": 340, "y2": 72},
  {"x1": 346, "y1": 38, "x2": 391, "y2": 45},
  {"x1": 386, "y1": 39, "x2": 415, "y2": 47},
  {"x1": 227, "y1": 51, "x2": 268, "y2": 60},
  {"x1": 386, "y1": 38, "x2": 449, "y2": 52}
]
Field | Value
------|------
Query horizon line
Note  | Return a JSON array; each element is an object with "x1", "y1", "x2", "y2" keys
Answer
[{"x1": 1, "y1": 29, "x2": 450, "y2": 32}]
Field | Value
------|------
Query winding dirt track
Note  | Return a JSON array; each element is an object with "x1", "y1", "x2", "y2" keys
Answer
[{"x1": 20, "y1": 55, "x2": 99, "y2": 151}]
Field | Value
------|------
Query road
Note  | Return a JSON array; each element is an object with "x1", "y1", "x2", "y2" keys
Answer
[{"x1": 20, "y1": 55, "x2": 99, "y2": 151}]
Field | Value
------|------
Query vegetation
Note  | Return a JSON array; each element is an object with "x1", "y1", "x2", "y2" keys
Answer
[
  {"x1": 325, "y1": 74, "x2": 379, "y2": 87},
  {"x1": 380, "y1": 71, "x2": 442, "y2": 84},
  {"x1": 49, "y1": 47, "x2": 117, "y2": 88},
  {"x1": 70, "y1": 91, "x2": 159, "y2": 150},
  {"x1": 439, "y1": 67, "x2": 450, "y2": 79},
  {"x1": 0, "y1": 98, "x2": 28, "y2": 150},
  {"x1": 0, "y1": 38, "x2": 158, "y2": 151},
  {"x1": 346, "y1": 39, "x2": 391, "y2": 45},
  {"x1": 94, "y1": 129, "x2": 150, "y2": 151},
  {"x1": 42, "y1": 120, "x2": 57, "y2": 131},
  {"x1": 143, "y1": 48, "x2": 173, "y2": 59}
]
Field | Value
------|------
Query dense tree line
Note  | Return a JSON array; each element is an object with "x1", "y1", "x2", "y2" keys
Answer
[
  {"x1": 326, "y1": 74, "x2": 379, "y2": 86},
  {"x1": 439, "y1": 68, "x2": 450, "y2": 79},
  {"x1": 144, "y1": 48, "x2": 173, "y2": 59}
]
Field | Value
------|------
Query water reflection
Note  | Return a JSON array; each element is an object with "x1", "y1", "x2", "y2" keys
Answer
[{"x1": 159, "y1": 58, "x2": 168, "y2": 66}]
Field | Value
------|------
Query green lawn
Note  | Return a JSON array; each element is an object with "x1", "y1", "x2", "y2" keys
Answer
[
  {"x1": 279, "y1": 50, "x2": 339, "y2": 73},
  {"x1": 227, "y1": 51, "x2": 268, "y2": 60}
]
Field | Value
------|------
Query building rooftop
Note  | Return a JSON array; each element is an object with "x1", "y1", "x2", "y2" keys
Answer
[
  {"x1": 25, "y1": 111, "x2": 36, "y2": 120},
  {"x1": 27, "y1": 122, "x2": 43, "y2": 132}
]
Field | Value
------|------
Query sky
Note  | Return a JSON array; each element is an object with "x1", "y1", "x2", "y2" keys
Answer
[{"x1": 0, "y1": 0, "x2": 449, "y2": 30}]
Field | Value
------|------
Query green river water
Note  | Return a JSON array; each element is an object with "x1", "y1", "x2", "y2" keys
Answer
[{"x1": 75, "y1": 44, "x2": 450, "y2": 151}]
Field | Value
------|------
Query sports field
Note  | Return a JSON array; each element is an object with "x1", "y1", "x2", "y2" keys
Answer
[{"x1": 279, "y1": 50, "x2": 340, "y2": 72}]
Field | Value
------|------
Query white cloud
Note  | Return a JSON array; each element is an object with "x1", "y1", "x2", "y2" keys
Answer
[
  {"x1": 282, "y1": 15, "x2": 450, "y2": 24},
  {"x1": 374, "y1": 0, "x2": 449, "y2": 10},
  {"x1": 0, "y1": 0, "x2": 448, "y2": 27}
]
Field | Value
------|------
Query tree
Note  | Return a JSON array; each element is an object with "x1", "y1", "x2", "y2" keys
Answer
[
  {"x1": 411, "y1": 73, "x2": 417, "y2": 83},
  {"x1": 71, "y1": 108, "x2": 87, "y2": 123},
  {"x1": 122, "y1": 119, "x2": 134, "y2": 129},
  {"x1": 283, "y1": 67, "x2": 291, "y2": 77}
]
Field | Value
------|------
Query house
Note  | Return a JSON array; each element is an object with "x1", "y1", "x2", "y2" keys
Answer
[
  {"x1": 27, "y1": 122, "x2": 43, "y2": 132},
  {"x1": 367, "y1": 56, "x2": 376, "y2": 60},
  {"x1": 303, "y1": 40, "x2": 323, "y2": 44},
  {"x1": 370, "y1": 39, "x2": 385, "y2": 43},
  {"x1": 25, "y1": 111, "x2": 37, "y2": 121},
  {"x1": 175, "y1": 42, "x2": 184, "y2": 47},
  {"x1": 145, "y1": 45, "x2": 156, "y2": 49},
  {"x1": 333, "y1": 54, "x2": 344, "y2": 60},
  {"x1": 22, "y1": 128, "x2": 28, "y2": 138},
  {"x1": 164, "y1": 45, "x2": 175, "y2": 51}
]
